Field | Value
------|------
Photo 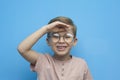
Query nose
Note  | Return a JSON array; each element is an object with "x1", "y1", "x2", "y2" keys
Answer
[{"x1": 59, "y1": 37, "x2": 65, "y2": 43}]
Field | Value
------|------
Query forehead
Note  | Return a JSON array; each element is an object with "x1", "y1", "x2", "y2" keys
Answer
[{"x1": 58, "y1": 31, "x2": 67, "y2": 34}]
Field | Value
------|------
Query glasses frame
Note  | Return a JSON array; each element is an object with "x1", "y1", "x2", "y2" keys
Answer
[{"x1": 48, "y1": 32, "x2": 75, "y2": 43}]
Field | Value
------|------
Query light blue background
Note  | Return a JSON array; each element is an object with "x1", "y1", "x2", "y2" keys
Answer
[{"x1": 0, "y1": 0, "x2": 120, "y2": 80}]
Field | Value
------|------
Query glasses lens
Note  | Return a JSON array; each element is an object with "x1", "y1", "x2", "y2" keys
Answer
[
  {"x1": 64, "y1": 33, "x2": 74, "y2": 43},
  {"x1": 49, "y1": 32, "x2": 74, "y2": 43},
  {"x1": 50, "y1": 33, "x2": 59, "y2": 42}
]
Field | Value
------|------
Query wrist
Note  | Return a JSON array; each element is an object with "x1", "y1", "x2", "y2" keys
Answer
[
  {"x1": 41, "y1": 25, "x2": 49, "y2": 33},
  {"x1": 43, "y1": 24, "x2": 51, "y2": 33}
]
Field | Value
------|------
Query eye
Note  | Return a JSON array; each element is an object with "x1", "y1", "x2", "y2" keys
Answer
[
  {"x1": 65, "y1": 33, "x2": 74, "y2": 38},
  {"x1": 52, "y1": 33, "x2": 59, "y2": 38}
]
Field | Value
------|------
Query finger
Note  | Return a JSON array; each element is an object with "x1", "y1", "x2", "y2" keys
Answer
[
  {"x1": 51, "y1": 27, "x2": 66, "y2": 33},
  {"x1": 55, "y1": 21, "x2": 69, "y2": 28}
]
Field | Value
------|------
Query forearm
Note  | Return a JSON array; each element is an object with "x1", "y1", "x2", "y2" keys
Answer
[
  {"x1": 18, "y1": 26, "x2": 48, "y2": 53},
  {"x1": 17, "y1": 21, "x2": 69, "y2": 54}
]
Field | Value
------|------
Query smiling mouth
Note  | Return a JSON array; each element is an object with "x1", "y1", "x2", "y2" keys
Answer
[{"x1": 56, "y1": 46, "x2": 67, "y2": 51}]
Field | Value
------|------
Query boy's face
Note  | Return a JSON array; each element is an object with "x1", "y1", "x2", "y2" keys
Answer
[{"x1": 47, "y1": 28, "x2": 77, "y2": 57}]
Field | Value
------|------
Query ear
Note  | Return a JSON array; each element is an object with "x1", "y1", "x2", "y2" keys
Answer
[
  {"x1": 73, "y1": 38, "x2": 78, "y2": 46},
  {"x1": 46, "y1": 38, "x2": 51, "y2": 46}
]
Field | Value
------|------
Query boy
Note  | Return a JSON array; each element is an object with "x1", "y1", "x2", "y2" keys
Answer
[{"x1": 17, "y1": 16, "x2": 92, "y2": 80}]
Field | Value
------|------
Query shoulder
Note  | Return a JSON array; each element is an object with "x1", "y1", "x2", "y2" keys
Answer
[
  {"x1": 72, "y1": 56, "x2": 88, "y2": 67},
  {"x1": 72, "y1": 56, "x2": 86, "y2": 62},
  {"x1": 36, "y1": 53, "x2": 53, "y2": 63},
  {"x1": 37, "y1": 53, "x2": 52, "y2": 59}
]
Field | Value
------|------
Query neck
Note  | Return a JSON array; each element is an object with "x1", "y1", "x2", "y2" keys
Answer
[{"x1": 53, "y1": 54, "x2": 72, "y2": 61}]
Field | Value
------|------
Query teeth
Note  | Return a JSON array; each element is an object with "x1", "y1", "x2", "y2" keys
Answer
[{"x1": 57, "y1": 46, "x2": 66, "y2": 51}]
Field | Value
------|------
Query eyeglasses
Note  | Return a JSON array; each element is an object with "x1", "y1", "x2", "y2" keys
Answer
[{"x1": 48, "y1": 32, "x2": 74, "y2": 43}]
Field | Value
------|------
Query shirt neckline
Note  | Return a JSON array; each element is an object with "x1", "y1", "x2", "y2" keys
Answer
[{"x1": 52, "y1": 55, "x2": 73, "y2": 63}]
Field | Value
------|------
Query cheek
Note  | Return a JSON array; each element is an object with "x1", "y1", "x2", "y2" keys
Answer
[
  {"x1": 67, "y1": 43, "x2": 73, "y2": 47},
  {"x1": 67, "y1": 44, "x2": 74, "y2": 50},
  {"x1": 50, "y1": 43, "x2": 57, "y2": 49}
]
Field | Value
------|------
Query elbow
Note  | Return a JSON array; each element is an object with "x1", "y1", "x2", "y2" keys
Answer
[
  {"x1": 17, "y1": 45, "x2": 26, "y2": 54},
  {"x1": 17, "y1": 45, "x2": 23, "y2": 54}
]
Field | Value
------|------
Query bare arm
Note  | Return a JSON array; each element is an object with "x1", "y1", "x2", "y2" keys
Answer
[
  {"x1": 17, "y1": 26, "x2": 48, "y2": 64},
  {"x1": 17, "y1": 21, "x2": 69, "y2": 65}
]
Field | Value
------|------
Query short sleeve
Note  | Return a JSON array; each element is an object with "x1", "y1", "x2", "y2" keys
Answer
[
  {"x1": 83, "y1": 61, "x2": 93, "y2": 80},
  {"x1": 30, "y1": 53, "x2": 45, "y2": 72}
]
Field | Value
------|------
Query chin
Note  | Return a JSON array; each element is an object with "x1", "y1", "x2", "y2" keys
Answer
[{"x1": 55, "y1": 50, "x2": 69, "y2": 56}]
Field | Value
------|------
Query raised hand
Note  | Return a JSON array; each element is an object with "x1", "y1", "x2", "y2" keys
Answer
[{"x1": 46, "y1": 21, "x2": 72, "y2": 33}]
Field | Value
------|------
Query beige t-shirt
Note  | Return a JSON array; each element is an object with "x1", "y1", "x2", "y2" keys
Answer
[{"x1": 30, "y1": 54, "x2": 92, "y2": 80}]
